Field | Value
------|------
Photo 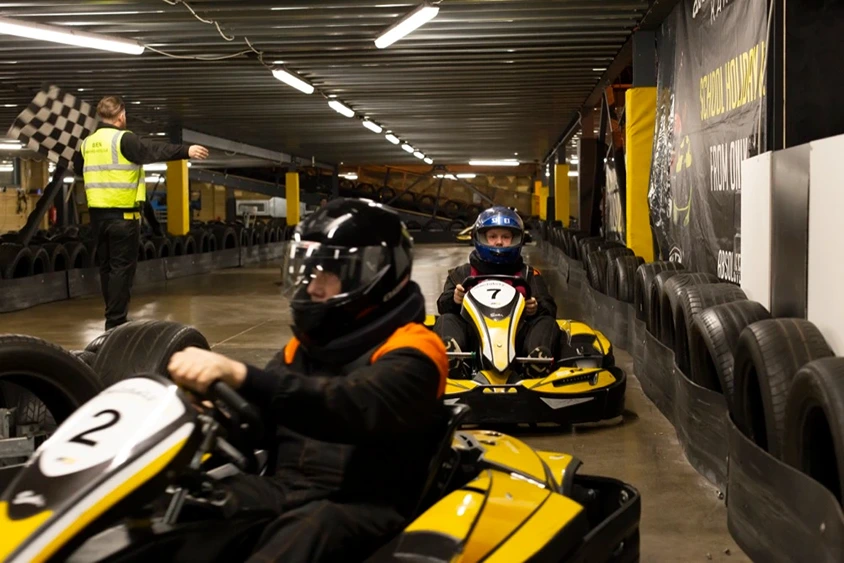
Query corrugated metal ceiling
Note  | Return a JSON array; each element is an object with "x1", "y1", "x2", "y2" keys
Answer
[{"x1": 0, "y1": 0, "x2": 650, "y2": 166}]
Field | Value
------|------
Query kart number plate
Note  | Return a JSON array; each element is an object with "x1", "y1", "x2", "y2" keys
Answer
[
  {"x1": 37, "y1": 378, "x2": 187, "y2": 477},
  {"x1": 471, "y1": 281, "x2": 517, "y2": 309}
]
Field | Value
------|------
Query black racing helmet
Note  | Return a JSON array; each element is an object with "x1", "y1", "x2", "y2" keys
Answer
[{"x1": 282, "y1": 197, "x2": 413, "y2": 347}]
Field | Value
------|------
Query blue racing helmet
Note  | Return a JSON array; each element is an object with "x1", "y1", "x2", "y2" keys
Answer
[{"x1": 472, "y1": 206, "x2": 525, "y2": 264}]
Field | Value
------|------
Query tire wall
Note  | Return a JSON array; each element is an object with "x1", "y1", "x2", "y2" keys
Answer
[{"x1": 539, "y1": 223, "x2": 844, "y2": 562}]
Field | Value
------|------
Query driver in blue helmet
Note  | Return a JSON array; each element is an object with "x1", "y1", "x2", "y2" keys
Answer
[{"x1": 433, "y1": 206, "x2": 559, "y2": 378}]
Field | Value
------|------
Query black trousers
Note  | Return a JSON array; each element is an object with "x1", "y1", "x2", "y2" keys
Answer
[
  {"x1": 93, "y1": 218, "x2": 140, "y2": 330},
  {"x1": 215, "y1": 474, "x2": 407, "y2": 563},
  {"x1": 434, "y1": 312, "x2": 560, "y2": 357}
]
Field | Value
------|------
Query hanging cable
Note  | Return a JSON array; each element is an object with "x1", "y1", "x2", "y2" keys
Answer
[{"x1": 143, "y1": 45, "x2": 253, "y2": 60}]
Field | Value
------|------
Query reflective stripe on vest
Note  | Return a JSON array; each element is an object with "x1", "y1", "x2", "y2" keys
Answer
[{"x1": 81, "y1": 128, "x2": 145, "y2": 208}]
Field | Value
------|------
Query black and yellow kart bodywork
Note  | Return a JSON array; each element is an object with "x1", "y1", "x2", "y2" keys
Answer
[
  {"x1": 369, "y1": 422, "x2": 640, "y2": 562},
  {"x1": 1, "y1": 376, "x2": 640, "y2": 563},
  {"x1": 425, "y1": 315, "x2": 626, "y2": 426}
]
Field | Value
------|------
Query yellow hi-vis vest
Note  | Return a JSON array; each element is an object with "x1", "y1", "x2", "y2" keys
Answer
[{"x1": 81, "y1": 128, "x2": 145, "y2": 209}]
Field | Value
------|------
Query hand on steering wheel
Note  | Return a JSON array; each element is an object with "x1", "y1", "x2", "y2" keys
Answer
[{"x1": 525, "y1": 298, "x2": 538, "y2": 316}]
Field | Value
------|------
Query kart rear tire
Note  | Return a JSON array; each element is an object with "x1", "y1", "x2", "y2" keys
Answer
[
  {"x1": 636, "y1": 261, "x2": 684, "y2": 324},
  {"x1": 783, "y1": 357, "x2": 844, "y2": 503},
  {"x1": 673, "y1": 283, "x2": 747, "y2": 379},
  {"x1": 0, "y1": 334, "x2": 102, "y2": 424},
  {"x1": 92, "y1": 320, "x2": 211, "y2": 388},
  {"x1": 689, "y1": 300, "x2": 771, "y2": 411},
  {"x1": 612, "y1": 255, "x2": 641, "y2": 303},
  {"x1": 585, "y1": 250, "x2": 608, "y2": 293},
  {"x1": 733, "y1": 318, "x2": 833, "y2": 458},
  {"x1": 654, "y1": 272, "x2": 717, "y2": 347}
]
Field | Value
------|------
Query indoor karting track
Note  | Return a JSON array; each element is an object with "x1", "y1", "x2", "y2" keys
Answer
[{"x1": 0, "y1": 244, "x2": 748, "y2": 562}]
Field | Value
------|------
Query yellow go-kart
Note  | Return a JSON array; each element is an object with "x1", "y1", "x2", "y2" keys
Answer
[
  {"x1": 426, "y1": 274, "x2": 626, "y2": 426},
  {"x1": 0, "y1": 376, "x2": 640, "y2": 562}
]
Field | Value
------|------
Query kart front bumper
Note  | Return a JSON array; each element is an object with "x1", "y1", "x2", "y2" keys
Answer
[{"x1": 443, "y1": 369, "x2": 626, "y2": 425}]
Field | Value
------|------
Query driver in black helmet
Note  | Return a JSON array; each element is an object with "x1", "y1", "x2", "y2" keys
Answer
[{"x1": 167, "y1": 197, "x2": 448, "y2": 562}]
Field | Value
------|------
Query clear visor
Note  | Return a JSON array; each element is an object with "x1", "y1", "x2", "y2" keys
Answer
[
  {"x1": 282, "y1": 241, "x2": 390, "y2": 303},
  {"x1": 477, "y1": 227, "x2": 522, "y2": 247}
]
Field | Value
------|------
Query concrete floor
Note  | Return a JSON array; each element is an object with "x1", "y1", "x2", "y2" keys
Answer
[{"x1": 0, "y1": 244, "x2": 748, "y2": 562}]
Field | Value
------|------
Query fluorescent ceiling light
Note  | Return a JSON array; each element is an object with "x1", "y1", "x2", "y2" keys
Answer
[
  {"x1": 435, "y1": 174, "x2": 456, "y2": 180},
  {"x1": 342, "y1": 173, "x2": 358, "y2": 180},
  {"x1": 385, "y1": 133, "x2": 400, "y2": 145},
  {"x1": 145, "y1": 162, "x2": 192, "y2": 172},
  {"x1": 154, "y1": 132, "x2": 166, "y2": 136},
  {"x1": 3, "y1": 104, "x2": 17, "y2": 108},
  {"x1": 593, "y1": 67, "x2": 607, "y2": 71},
  {"x1": 413, "y1": 151, "x2": 425, "y2": 159},
  {"x1": 0, "y1": 142, "x2": 22, "y2": 150},
  {"x1": 401, "y1": 143, "x2": 414, "y2": 153},
  {"x1": 272, "y1": 67, "x2": 315, "y2": 95},
  {"x1": 568, "y1": 171, "x2": 579, "y2": 177},
  {"x1": 0, "y1": 16, "x2": 144, "y2": 55},
  {"x1": 375, "y1": 2, "x2": 439, "y2": 49},
  {"x1": 456, "y1": 173, "x2": 476, "y2": 179},
  {"x1": 328, "y1": 100, "x2": 355, "y2": 118},
  {"x1": 423, "y1": 157, "x2": 433, "y2": 165},
  {"x1": 0, "y1": 164, "x2": 13, "y2": 172},
  {"x1": 362, "y1": 120, "x2": 383, "y2": 134},
  {"x1": 569, "y1": 157, "x2": 579, "y2": 164},
  {"x1": 469, "y1": 159, "x2": 520, "y2": 166}
]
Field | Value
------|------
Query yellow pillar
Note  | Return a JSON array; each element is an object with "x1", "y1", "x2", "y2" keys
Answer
[
  {"x1": 166, "y1": 159, "x2": 189, "y2": 235},
  {"x1": 533, "y1": 180, "x2": 547, "y2": 220},
  {"x1": 286, "y1": 171, "x2": 300, "y2": 225},
  {"x1": 625, "y1": 88, "x2": 656, "y2": 262},
  {"x1": 554, "y1": 164, "x2": 570, "y2": 226}
]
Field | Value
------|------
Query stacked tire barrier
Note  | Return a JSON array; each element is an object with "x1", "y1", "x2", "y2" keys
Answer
[
  {"x1": 541, "y1": 221, "x2": 844, "y2": 562},
  {"x1": 0, "y1": 219, "x2": 289, "y2": 314}
]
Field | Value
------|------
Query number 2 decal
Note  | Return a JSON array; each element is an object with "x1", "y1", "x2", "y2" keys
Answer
[
  {"x1": 487, "y1": 288, "x2": 501, "y2": 299},
  {"x1": 68, "y1": 409, "x2": 121, "y2": 447}
]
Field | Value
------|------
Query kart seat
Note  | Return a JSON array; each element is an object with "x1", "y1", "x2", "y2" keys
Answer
[{"x1": 411, "y1": 403, "x2": 471, "y2": 518}]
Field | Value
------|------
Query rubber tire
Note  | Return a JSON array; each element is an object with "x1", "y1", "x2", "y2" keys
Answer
[
  {"x1": 448, "y1": 220, "x2": 466, "y2": 233},
  {"x1": 85, "y1": 328, "x2": 116, "y2": 354},
  {"x1": 268, "y1": 227, "x2": 279, "y2": 243},
  {"x1": 406, "y1": 221, "x2": 422, "y2": 231},
  {"x1": 579, "y1": 239, "x2": 604, "y2": 263},
  {"x1": 379, "y1": 186, "x2": 397, "y2": 202},
  {"x1": 673, "y1": 283, "x2": 748, "y2": 379},
  {"x1": 418, "y1": 195, "x2": 436, "y2": 213},
  {"x1": 72, "y1": 350, "x2": 97, "y2": 367},
  {"x1": 92, "y1": 320, "x2": 211, "y2": 389},
  {"x1": 634, "y1": 261, "x2": 684, "y2": 324},
  {"x1": 654, "y1": 272, "x2": 718, "y2": 346},
  {"x1": 38, "y1": 243, "x2": 70, "y2": 272},
  {"x1": 689, "y1": 300, "x2": 771, "y2": 409},
  {"x1": 602, "y1": 248, "x2": 635, "y2": 297},
  {"x1": 150, "y1": 236, "x2": 171, "y2": 259},
  {"x1": 733, "y1": 318, "x2": 833, "y2": 458},
  {"x1": 585, "y1": 250, "x2": 609, "y2": 293},
  {"x1": 182, "y1": 234, "x2": 197, "y2": 255},
  {"x1": 356, "y1": 183, "x2": 376, "y2": 198},
  {"x1": 397, "y1": 192, "x2": 417, "y2": 209},
  {"x1": 169, "y1": 236, "x2": 185, "y2": 257},
  {"x1": 424, "y1": 220, "x2": 445, "y2": 232},
  {"x1": 611, "y1": 255, "x2": 641, "y2": 303},
  {"x1": 63, "y1": 241, "x2": 90, "y2": 269},
  {"x1": 190, "y1": 230, "x2": 211, "y2": 253},
  {"x1": 30, "y1": 246, "x2": 52, "y2": 275},
  {"x1": 0, "y1": 334, "x2": 102, "y2": 424},
  {"x1": 783, "y1": 358, "x2": 844, "y2": 504},
  {"x1": 142, "y1": 240, "x2": 156, "y2": 261},
  {"x1": 442, "y1": 200, "x2": 463, "y2": 219},
  {"x1": 212, "y1": 226, "x2": 238, "y2": 250}
]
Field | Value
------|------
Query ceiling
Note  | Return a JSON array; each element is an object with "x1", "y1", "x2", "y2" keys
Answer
[{"x1": 0, "y1": 0, "x2": 651, "y2": 167}]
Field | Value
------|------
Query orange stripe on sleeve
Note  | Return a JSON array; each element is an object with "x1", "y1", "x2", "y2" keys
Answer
[
  {"x1": 370, "y1": 323, "x2": 449, "y2": 397},
  {"x1": 283, "y1": 337, "x2": 301, "y2": 365}
]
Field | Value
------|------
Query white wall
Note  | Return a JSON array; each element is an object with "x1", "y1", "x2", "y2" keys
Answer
[
  {"x1": 740, "y1": 152, "x2": 772, "y2": 310},
  {"x1": 807, "y1": 133, "x2": 844, "y2": 354}
]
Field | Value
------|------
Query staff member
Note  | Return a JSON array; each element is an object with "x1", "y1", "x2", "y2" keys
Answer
[{"x1": 74, "y1": 95, "x2": 208, "y2": 330}]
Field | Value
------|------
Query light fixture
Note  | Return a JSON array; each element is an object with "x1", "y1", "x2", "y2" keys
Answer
[
  {"x1": 0, "y1": 141, "x2": 22, "y2": 150},
  {"x1": 456, "y1": 173, "x2": 476, "y2": 179},
  {"x1": 145, "y1": 162, "x2": 192, "y2": 172},
  {"x1": 401, "y1": 143, "x2": 414, "y2": 153},
  {"x1": 568, "y1": 171, "x2": 579, "y2": 177},
  {"x1": 469, "y1": 159, "x2": 520, "y2": 166},
  {"x1": 413, "y1": 151, "x2": 425, "y2": 159},
  {"x1": 435, "y1": 174, "x2": 456, "y2": 180},
  {"x1": 145, "y1": 175, "x2": 164, "y2": 183},
  {"x1": 0, "y1": 164, "x2": 13, "y2": 172},
  {"x1": 375, "y1": 2, "x2": 440, "y2": 49},
  {"x1": 362, "y1": 120, "x2": 383, "y2": 134},
  {"x1": 2, "y1": 104, "x2": 17, "y2": 108},
  {"x1": 593, "y1": 67, "x2": 607, "y2": 71},
  {"x1": 271, "y1": 67, "x2": 315, "y2": 95},
  {"x1": 385, "y1": 133, "x2": 400, "y2": 145},
  {"x1": 328, "y1": 100, "x2": 355, "y2": 118},
  {"x1": 570, "y1": 157, "x2": 579, "y2": 164},
  {"x1": 154, "y1": 132, "x2": 167, "y2": 137},
  {"x1": 423, "y1": 157, "x2": 433, "y2": 164},
  {"x1": 130, "y1": 101, "x2": 141, "y2": 105},
  {"x1": 342, "y1": 172, "x2": 358, "y2": 180},
  {"x1": 0, "y1": 16, "x2": 145, "y2": 55}
]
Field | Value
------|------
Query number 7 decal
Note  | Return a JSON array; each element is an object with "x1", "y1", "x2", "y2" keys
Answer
[{"x1": 487, "y1": 288, "x2": 501, "y2": 299}]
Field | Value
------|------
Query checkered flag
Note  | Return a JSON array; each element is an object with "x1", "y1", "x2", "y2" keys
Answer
[{"x1": 6, "y1": 85, "x2": 98, "y2": 172}]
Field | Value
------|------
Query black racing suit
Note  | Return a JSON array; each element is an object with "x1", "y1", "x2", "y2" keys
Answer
[
  {"x1": 209, "y1": 283, "x2": 449, "y2": 562},
  {"x1": 73, "y1": 124, "x2": 191, "y2": 329},
  {"x1": 434, "y1": 251, "x2": 560, "y2": 375}
]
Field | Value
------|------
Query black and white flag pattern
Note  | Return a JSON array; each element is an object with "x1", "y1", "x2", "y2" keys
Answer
[{"x1": 6, "y1": 86, "x2": 98, "y2": 172}]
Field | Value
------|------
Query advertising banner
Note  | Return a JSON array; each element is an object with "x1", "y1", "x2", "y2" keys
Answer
[{"x1": 648, "y1": 0, "x2": 769, "y2": 282}]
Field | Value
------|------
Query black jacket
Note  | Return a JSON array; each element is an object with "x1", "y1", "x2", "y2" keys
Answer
[
  {"x1": 237, "y1": 283, "x2": 448, "y2": 517},
  {"x1": 437, "y1": 251, "x2": 557, "y2": 318},
  {"x1": 73, "y1": 123, "x2": 191, "y2": 170}
]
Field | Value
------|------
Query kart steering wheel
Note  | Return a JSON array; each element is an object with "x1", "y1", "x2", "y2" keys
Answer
[
  {"x1": 461, "y1": 274, "x2": 532, "y2": 299},
  {"x1": 205, "y1": 380, "x2": 265, "y2": 473}
]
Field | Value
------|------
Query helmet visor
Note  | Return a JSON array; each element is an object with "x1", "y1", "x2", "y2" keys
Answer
[
  {"x1": 476, "y1": 226, "x2": 523, "y2": 248},
  {"x1": 282, "y1": 241, "x2": 391, "y2": 304}
]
